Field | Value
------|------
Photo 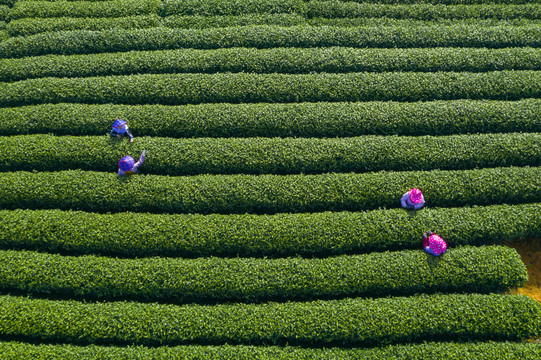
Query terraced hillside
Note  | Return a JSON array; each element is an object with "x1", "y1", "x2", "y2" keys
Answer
[{"x1": 1, "y1": 0, "x2": 541, "y2": 358}]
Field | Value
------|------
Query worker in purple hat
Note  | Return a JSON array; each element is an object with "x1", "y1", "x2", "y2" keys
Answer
[
  {"x1": 110, "y1": 118, "x2": 134, "y2": 142},
  {"x1": 118, "y1": 150, "x2": 146, "y2": 176},
  {"x1": 400, "y1": 188, "x2": 425, "y2": 210},
  {"x1": 422, "y1": 231, "x2": 447, "y2": 257}
]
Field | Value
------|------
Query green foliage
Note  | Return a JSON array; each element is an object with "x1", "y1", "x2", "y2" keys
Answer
[
  {"x1": 1, "y1": 167, "x2": 541, "y2": 214},
  {"x1": 0, "y1": 246, "x2": 528, "y2": 302},
  {"x1": 2, "y1": 24, "x2": 540, "y2": 58},
  {"x1": 341, "y1": 0, "x2": 535, "y2": 4},
  {"x1": 162, "y1": 15, "x2": 541, "y2": 29},
  {"x1": 162, "y1": 13, "x2": 308, "y2": 30},
  {"x1": 0, "y1": 294, "x2": 539, "y2": 346},
  {"x1": 0, "y1": 5, "x2": 9, "y2": 20},
  {"x1": 305, "y1": 2, "x2": 541, "y2": 20},
  {"x1": 9, "y1": 0, "x2": 160, "y2": 19},
  {"x1": 1, "y1": 70, "x2": 540, "y2": 106},
  {"x1": 7, "y1": 14, "x2": 161, "y2": 36},
  {"x1": 159, "y1": 0, "x2": 305, "y2": 17},
  {"x1": 1, "y1": 0, "x2": 540, "y2": 352},
  {"x1": 2, "y1": 341, "x2": 541, "y2": 360},
  {"x1": 1, "y1": 100, "x2": 540, "y2": 138},
  {"x1": 160, "y1": 0, "x2": 540, "y2": 18},
  {"x1": 2, "y1": 203, "x2": 540, "y2": 258},
  {"x1": 3, "y1": 47, "x2": 541, "y2": 82},
  {"x1": 2, "y1": 133, "x2": 541, "y2": 175},
  {"x1": 2, "y1": 100, "x2": 540, "y2": 138}
]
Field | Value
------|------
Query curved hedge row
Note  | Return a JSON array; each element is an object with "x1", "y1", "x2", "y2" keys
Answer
[
  {"x1": 304, "y1": 2, "x2": 541, "y2": 20},
  {"x1": 160, "y1": 0, "x2": 541, "y2": 18},
  {"x1": 2, "y1": 24, "x2": 540, "y2": 58},
  {"x1": 3, "y1": 133, "x2": 541, "y2": 175},
  {"x1": 339, "y1": 0, "x2": 536, "y2": 4},
  {"x1": 0, "y1": 294, "x2": 539, "y2": 346},
  {"x1": 2, "y1": 204, "x2": 541, "y2": 257},
  {"x1": 1, "y1": 167, "x2": 541, "y2": 214},
  {"x1": 163, "y1": 15, "x2": 541, "y2": 29},
  {"x1": 0, "y1": 246, "x2": 526, "y2": 302},
  {"x1": 2, "y1": 71, "x2": 540, "y2": 107},
  {"x1": 11, "y1": 14, "x2": 527, "y2": 38},
  {"x1": 6, "y1": 14, "x2": 161, "y2": 36},
  {"x1": 9, "y1": 0, "x2": 160, "y2": 19},
  {"x1": 162, "y1": 13, "x2": 311, "y2": 30},
  {"x1": 160, "y1": 0, "x2": 304, "y2": 17},
  {"x1": 2, "y1": 341, "x2": 541, "y2": 360},
  {"x1": 7, "y1": 13, "x2": 310, "y2": 36},
  {"x1": 10, "y1": 15, "x2": 536, "y2": 37},
  {"x1": 3, "y1": 47, "x2": 541, "y2": 82},
  {"x1": 2, "y1": 100, "x2": 541, "y2": 138}
]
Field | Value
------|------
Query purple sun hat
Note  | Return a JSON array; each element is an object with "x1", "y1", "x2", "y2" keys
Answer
[
  {"x1": 118, "y1": 156, "x2": 135, "y2": 171},
  {"x1": 112, "y1": 118, "x2": 127, "y2": 129},
  {"x1": 409, "y1": 188, "x2": 423, "y2": 204}
]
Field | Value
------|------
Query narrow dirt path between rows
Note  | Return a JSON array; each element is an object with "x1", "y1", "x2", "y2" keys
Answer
[{"x1": 507, "y1": 237, "x2": 541, "y2": 303}]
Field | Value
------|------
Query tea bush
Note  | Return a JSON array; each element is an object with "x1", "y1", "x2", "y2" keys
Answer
[
  {"x1": 2, "y1": 24, "x2": 540, "y2": 58},
  {"x1": 1, "y1": 71, "x2": 540, "y2": 106},
  {"x1": 9, "y1": 0, "x2": 160, "y2": 19},
  {"x1": 2, "y1": 133, "x2": 541, "y2": 175},
  {"x1": 0, "y1": 293, "x2": 538, "y2": 346},
  {"x1": 6, "y1": 14, "x2": 161, "y2": 36},
  {"x1": 1, "y1": 100, "x2": 540, "y2": 137},
  {"x1": 1, "y1": 341, "x2": 540, "y2": 360},
  {"x1": 1, "y1": 204, "x2": 540, "y2": 257},
  {"x1": 1, "y1": 167, "x2": 541, "y2": 214},
  {"x1": 0, "y1": 246, "x2": 527, "y2": 302},
  {"x1": 3, "y1": 47, "x2": 541, "y2": 81}
]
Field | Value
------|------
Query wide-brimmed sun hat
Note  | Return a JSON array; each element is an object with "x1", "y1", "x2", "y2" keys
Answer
[
  {"x1": 428, "y1": 234, "x2": 447, "y2": 254},
  {"x1": 409, "y1": 188, "x2": 423, "y2": 204},
  {"x1": 118, "y1": 156, "x2": 134, "y2": 171},
  {"x1": 112, "y1": 118, "x2": 127, "y2": 128}
]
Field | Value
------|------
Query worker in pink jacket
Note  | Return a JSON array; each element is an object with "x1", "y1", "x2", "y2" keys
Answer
[
  {"x1": 423, "y1": 231, "x2": 447, "y2": 257},
  {"x1": 401, "y1": 188, "x2": 425, "y2": 210}
]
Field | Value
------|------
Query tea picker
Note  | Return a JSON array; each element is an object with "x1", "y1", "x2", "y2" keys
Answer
[
  {"x1": 118, "y1": 150, "x2": 146, "y2": 176},
  {"x1": 110, "y1": 118, "x2": 134, "y2": 143},
  {"x1": 422, "y1": 231, "x2": 447, "y2": 257},
  {"x1": 400, "y1": 188, "x2": 425, "y2": 210}
]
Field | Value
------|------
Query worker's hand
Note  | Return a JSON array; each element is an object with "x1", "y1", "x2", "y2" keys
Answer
[
  {"x1": 129, "y1": 138, "x2": 134, "y2": 143},
  {"x1": 142, "y1": 150, "x2": 146, "y2": 156},
  {"x1": 116, "y1": 134, "x2": 121, "y2": 138}
]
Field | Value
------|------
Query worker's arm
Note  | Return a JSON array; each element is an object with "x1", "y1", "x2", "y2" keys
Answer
[
  {"x1": 131, "y1": 150, "x2": 146, "y2": 172},
  {"x1": 400, "y1": 192, "x2": 410, "y2": 208},
  {"x1": 125, "y1": 126, "x2": 134, "y2": 140}
]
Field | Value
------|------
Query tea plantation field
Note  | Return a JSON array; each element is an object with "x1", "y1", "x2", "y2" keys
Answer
[{"x1": 1, "y1": 0, "x2": 541, "y2": 358}]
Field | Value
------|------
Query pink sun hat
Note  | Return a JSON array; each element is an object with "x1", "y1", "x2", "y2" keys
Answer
[
  {"x1": 428, "y1": 234, "x2": 447, "y2": 255},
  {"x1": 118, "y1": 156, "x2": 135, "y2": 171},
  {"x1": 409, "y1": 188, "x2": 423, "y2": 204}
]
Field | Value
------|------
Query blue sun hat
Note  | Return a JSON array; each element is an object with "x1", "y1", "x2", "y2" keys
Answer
[
  {"x1": 112, "y1": 118, "x2": 127, "y2": 129},
  {"x1": 118, "y1": 156, "x2": 135, "y2": 171}
]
